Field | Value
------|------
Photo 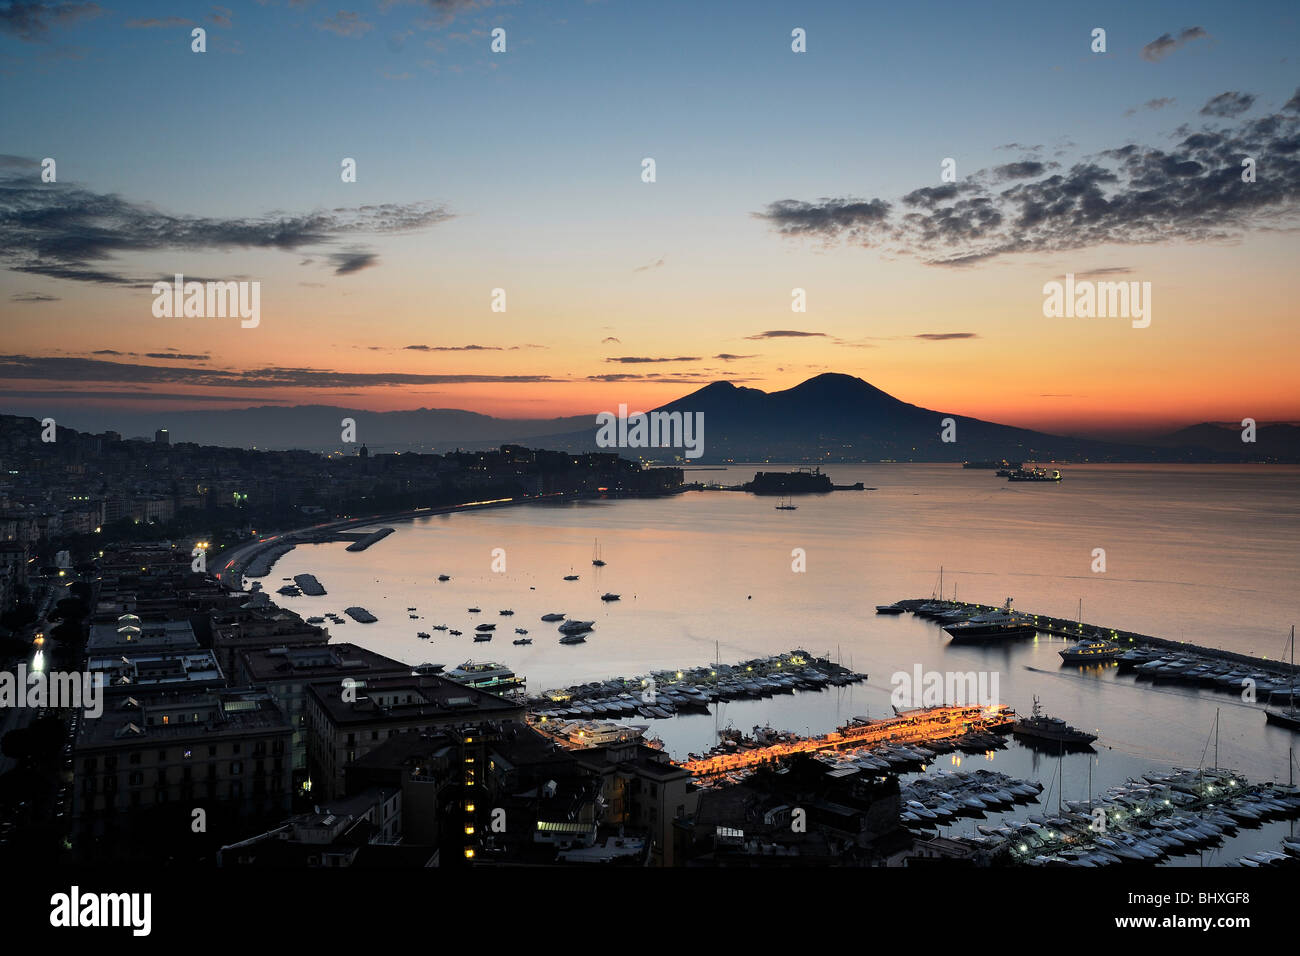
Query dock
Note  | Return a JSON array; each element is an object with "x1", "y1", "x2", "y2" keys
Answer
[
  {"x1": 897, "y1": 598, "x2": 1299, "y2": 680},
  {"x1": 681, "y1": 705, "x2": 1015, "y2": 778},
  {"x1": 344, "y1": 606, "x2": 377, "y2": 623},
  {"x1": 344, "y1": 527, "x2": 395, "y2": 552},
  {"x1": 293, "y1": 573, "x2": 326, "y2": 596}
]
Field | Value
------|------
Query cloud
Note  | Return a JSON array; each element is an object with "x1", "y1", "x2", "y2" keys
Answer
[
  {"x1": 404, "y1": 344, "x2": 503, "y2": 351},
  {"x1": 0, "y1": 1, "x2": 102, "y2": 42},
  {"x1": 318, "y1": 10, "x2": 373, "y2": 37},
  {"x1": 0, "y1": 167, "x2": 453, "y2": 285},
  {"x1": 1124, "y1": 97, "x2": 1175, "y2": 117},
  {"x1": 1287, "y1": 87, "x2": 1300, "y2": 113},
  {"x1": 605, "y1": 356, "x2": 701, "y2": 364},
  {"x1": 600, "y1": 336, "x2": 621, "y2": 344},
  {"x1": 713, "y1": 353, "x2": 756, "y2": 361},
  {"x1": 1053, "y1": 266, "x2": 1132, "y2": 279},
  {"x1": 143, "y1": 352, "x2": 210, "y2": 361},
  {"x1": 634, "y1": 256, "x2": 665, "y2": 272},
  {"x1": 124, "y1": 16, "x2": 194, "y2": 28},
  {"x1": 1140, "y1": 26, "x2": 1209, "y2": 62},
  {"x1": 915, "y1": 333, "x2": 978, "y2": 341},
  {"x1": 756, "y1": 103, "x2": 1300, "y2": 267},
  {"x1": 10, "y1": 291, "x2": 59, "y2": 302},
  {"x1": 328, "y1": 249, "x2": 378, "y2": 275},
  {"x1": 208, "y1": 5, "x2": 232, "y2": 28},
  {"x1": 0, "y1": 354, "x2": 561, "y2": 389},
  {"x1": 990, "y1": 161, "x2": 1054, "y2": 181},
  {"x1": 743, "y1": 330, "x2": 828, "y2": 340},
  {"x1": 1200, "y1": 91, "x2": 1255, "y2": 118}
]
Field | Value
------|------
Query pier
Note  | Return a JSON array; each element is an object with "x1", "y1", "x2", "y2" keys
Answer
[
  {"x1": 344, "y1": 527, "x2": 395, "y2": 552},
  {"x1": 293, "y1": 573, "x2": 326, "y2": 596},
  {"x1": 897, "y1": 598, "x2": 1299, "y2": 680},
  {"x1": 681, "y1": 705, "x2": 1015, "y2": 778}
]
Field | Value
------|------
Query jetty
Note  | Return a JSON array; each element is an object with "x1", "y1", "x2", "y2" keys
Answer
[
  {"x1": 344, "y1": 606, "x2": 377, "y2": 623},
  {"x1": 293, "y1": 573, "x2": 326, "y2": 596},
  {"x1": 345, "y1": 527, "x2": 395, "y2": 552}
]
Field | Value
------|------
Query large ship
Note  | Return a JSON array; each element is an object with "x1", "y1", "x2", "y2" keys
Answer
[
  {"x1": 444, "y1": 660, "x2": 525, "y2": 695},
  {"x1": 1007, "y1": 467, "x2": 1063, "y2": 482},
  {"x1": 942, "y1": 598, "x2": 1037, "y2": 642},
  {"x1": 1059, "y1": 638, "x2": 1123, "y2": 664},
  {"x1": 1013, "y1": 696, "x2": 1097, "y2": 746}
]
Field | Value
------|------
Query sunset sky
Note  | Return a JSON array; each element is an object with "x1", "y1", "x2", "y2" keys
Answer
[{"x1": 2, "y1": 0, "x2": 1298, "y2": 438}]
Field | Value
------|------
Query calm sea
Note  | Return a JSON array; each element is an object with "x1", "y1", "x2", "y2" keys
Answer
[{"x1": 262, "y1": 463, "x2": 1300, "y2": 863}]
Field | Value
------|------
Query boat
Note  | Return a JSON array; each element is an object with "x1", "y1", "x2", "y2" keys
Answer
[
  {"x1": 1059, "y1": 638, "x2": 1123, "y2": 664},
  {"x1": 445, "y1": 660, "x2": 523, "y2": 693},
  {"x1": 475, "y1": 623, "x2": 496, "y2": 632},
  {"x1": 774, "y1": 497, "x2": 798, "y2": 510},
  {"x1": 513, "y1": 638, "x2": 532, "y2": 645},
  {"x1": 943, "y1": 598, "x2": 1037, "y2": 642},
  {"x1": 1007, "y1": 467, "x2": 1063, "y2": 482},
  {"x1": 438, "y1": 574, "x2": 450, "y2": 582},
  {"x1": 499, "y1": 609, "x2": 514, "y2": 616},
  {"x1": 558, "y1": 619, "x2": 594, "y2": 634},
  {"x1": 541, "y1": 613, "x2": 566, "y2": 622},
  {"x1": 1265, "y1": 627, "x2": 1300, "y2": 731},
  {"x1": 1013, "y1": 696, "x2": 1097, "y2": 746},
  {"x1": 514, "y1": 627, "x2": 528, "y2": 635},
  {"x1": 433, "y1": 624, "x2": 448, "y2": 631},
  {"x1": 473, "y1": 632, "x2": 493, "y2": 642},
  {"x1": 601, "y1": 592, "x2": 620, "y2": 602},
  {"x1": 412, "y1": 662, "x2": 443, "y2": 675},
  {"x1": 875, "y1": 603, "x2": 906, "y2": 615},
  {"x1": 449, "y1": 629, "x2": 462, "y2": 636},
  {"x1": 467, "y1": 607, "x2": 481, "y2": 613},
  {"x1": 592, "y1": 539, "x2": 606, "y2": 567},
  {"x1": 559, "y1": 633, "x2": 588, "y2": 644},
  {"x1": 417, "y1": 631, "x2": 430, "y2": 639},
  {"x1": 563, "y1": 574, "x2": 579, "y2": 581}
]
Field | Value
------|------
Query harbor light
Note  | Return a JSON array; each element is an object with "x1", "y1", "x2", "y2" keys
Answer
[{"x1": 464, "y1": 848, "x2": 475, "y2": 859}]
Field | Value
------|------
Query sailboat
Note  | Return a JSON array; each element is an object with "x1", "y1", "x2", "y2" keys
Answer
[
  {"x1": 774, "y1": 496, "x2": 797, "y2": 511},
  {"x1": 1265, "y1": 625, "x2": 1300, "y2": 731},
  {"x1": 592, "y1": 539, "x2": 606, "y2": 567}
]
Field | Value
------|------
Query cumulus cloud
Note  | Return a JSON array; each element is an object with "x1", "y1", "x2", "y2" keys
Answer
[
  {"x1": 1140, "y1": 26, "x2": 1209, "y2": 62},
  {"x1": 0, "y1": 164, "x2": 453, "y2": 285},
  {"x1": 755, "y1": 103, "x2": 1300, "y2": 267},
  {"x1": 1200, "y1": 91, "x2": 1255, "y2": 118}
]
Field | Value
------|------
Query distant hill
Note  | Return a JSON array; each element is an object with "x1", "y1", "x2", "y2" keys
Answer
[{"x1": 29, "y1": 375, "x2": 1298, "y2": 461}]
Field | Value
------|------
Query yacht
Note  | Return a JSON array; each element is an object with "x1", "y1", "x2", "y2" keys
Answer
[
  {"x1": 437, "y1": 574, "x2": 450, "y2": 582},
  {"x1": 1059, "y1": 638, "x2": 1123, "y2": 664},
  {"x1": 1007, "y1": 467, "x2": 1063, "y2": 482},
  {"x1": 592, "y1": 539, "x2": 606, "y2": 567},
  {"x1": 514, "y1": 627, "x2": 528, "y2": 635},
  {"x1": 432, "y1": 624, "x2": 448, "y2": 631},
  {"x1": 943, "y1": 598, "x2": 1037, "y2": 642},
  {"x1": 558, "y1": 619, "x2": 594, "y2": 634},
  {"x1": 473, "y1": 631, "x2": 493, "y2": 642},
  {"x1": 475, "y1": 623, "x2": 496, "y2": 632},
  {"x1": 774, "y1": 497, "x2": 797, "y2": 510},
  {"x1": 417, "y1": 631, "x2": 430, "y2": 639},
  {"x1": 601, "y1": 593, "x2": 620, "y2": 602},
  {"x1": 445, "y1": 660, "x2": 523, "y2": 693},
  {"x1": 563, "y1": 574, "x2": 580, "y2": 581},
  {"x1": 499, "y1": 609, "x2": 514, "y2": 616},
  {"x1": 559, "y1": 633, "x2": 588, "y2": 644},
  {"x1": 1013, "y1": 696, "x2": 1097, "y2": 746},
  {"x1": 875, "y1": 603, "x2": 906, "y2": 615},
  {"x1": 513, "y1": 637, "x2": 532, "y2": 645},
  {"x1": 541, "y1": 613, "x2": 566, "y2": 622}
]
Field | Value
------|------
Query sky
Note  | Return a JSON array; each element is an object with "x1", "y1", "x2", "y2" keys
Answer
[{"x1": 1, "y1": 0, "x2": 1298, "y2": 438}]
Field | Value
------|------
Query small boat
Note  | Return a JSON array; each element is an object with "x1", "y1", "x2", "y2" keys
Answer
[
  {"x1": 592, "y1": 539, "x2": 606, "y2": 567},
  {"x1": 409, "y1": 614, "x2": 419, "y2": 619},
  {"x1": 774, "y1": 497, "x2": 797, "y2": 510},
  {"x1": 559, "y1": 633, "x2": 588, "y2": 644},
  {"x1": 499, "y1": 609, "x2": 514, "y2": 616},
  {"x1": 513, "y1": 638, "x2": 532, "y2": 645},
  {"x1": 875, "y1": 603, "x2": 905, "y2": 615},
  {"x1": 468, "y1": 607, "x2": 481, "y2": 613},
  {"x1": 407, "y1": 607, "x2": 417, "y2": 611},
  {"x1": 514, "y1": 627, "x2": 528, "y2": 635},
  {"x1": 473, "y1": 632, "x2": 493, "y2": 642},
  {"x1": 475, "y1": 623, "x2": 496, "y2": 632},
  {"x1": 433, "y1": 624, "x2": 448, "y2": 631},
  {"x1": 437, "y1": 574, "x2": 450, "y2": 582},
  {"x1": 449, "y1": 629, "x2": 462, "y2": 636},
  {"x1": 563, "y1": 574, "x2": 579, "y2": 581},
  {"x1": 417, "y1": 632, "x2": 430, "y2": 639},
  {"x1": 601, "y1": 593, "x2": 620, "y2": 602},
  {"x1": 541, "y1": 613, "x2": 565, "y2": 622}
]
